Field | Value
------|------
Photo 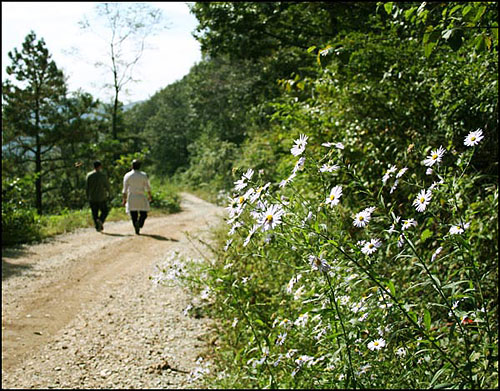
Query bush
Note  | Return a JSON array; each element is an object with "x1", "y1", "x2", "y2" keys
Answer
[{"x1": 2, "y1": 176, "x2": 42, "y2": 245}]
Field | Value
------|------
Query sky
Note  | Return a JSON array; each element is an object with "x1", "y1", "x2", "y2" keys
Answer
[{"x1": 1, "y1": 2, "x2": 202, "y2": 104}]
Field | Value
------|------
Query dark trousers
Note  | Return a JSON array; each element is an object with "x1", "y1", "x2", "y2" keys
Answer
[
  {"x1": 130, "y1": 211, "x2": 148, "y2": 228},
  {"x1": 90, "y1": 201, "x2": 109, "y2": 228}
]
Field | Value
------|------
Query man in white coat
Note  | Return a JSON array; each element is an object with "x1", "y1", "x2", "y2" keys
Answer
[{"x1": 122, "y1": 159, "x2": 153, "y2": 235}]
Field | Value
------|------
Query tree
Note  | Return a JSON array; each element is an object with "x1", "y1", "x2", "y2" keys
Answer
[
  {"x1": 2, "y1": 31, "x2": 67, "y2": 214},
  {"x1": 80, "y1": 2, "x2": 166, "y2": 144}
]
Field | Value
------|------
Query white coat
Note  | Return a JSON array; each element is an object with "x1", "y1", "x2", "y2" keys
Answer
[{"x1": 122, "y1": 169, "x2": 151, "y2": 213}]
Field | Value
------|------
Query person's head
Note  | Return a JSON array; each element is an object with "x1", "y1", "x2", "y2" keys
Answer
[
  {"x1": 132, "y1": 159, "x2": 141, "y2": 170},
  {"x1": 94, "y1": 160, "x2": 102, "y2": 171}
]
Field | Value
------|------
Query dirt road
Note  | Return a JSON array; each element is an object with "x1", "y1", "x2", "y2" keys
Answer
[{"x1": 1, "y1": 193, "x2": 224, "y2": 388}]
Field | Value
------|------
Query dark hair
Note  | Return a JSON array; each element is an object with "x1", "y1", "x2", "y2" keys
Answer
[
  {"x1": 132, "y1": 159, "x2": 141, "y2": 170},
  {"x1": 93, "y1": 160, "x2": 102, "y2": 169}
]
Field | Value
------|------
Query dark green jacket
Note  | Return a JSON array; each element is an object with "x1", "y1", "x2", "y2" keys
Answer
[{"x1": 86, "y1": 170, "x2": 110, "y2": 202}]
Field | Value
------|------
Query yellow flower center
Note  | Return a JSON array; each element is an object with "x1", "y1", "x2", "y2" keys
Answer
[
  {"x1": 420, "y1": 197, "x2": 425, "y2": 203},
  {"x1": 368, "y1": 243, "x2": 374, "y2": 249},
  {"x1": 359, "y1": 216, "x2": 364, "y2": 221},
  {"x1": 330, "y1": 195, "x2": 335, "y2": 201},
  {"x1": 374, "y1": 341, "x2": 379, "y2": 346},
  {"x1": 471, "y1": 136, "x2": 476, "y2": 141},
  {"x1": 432, "y1": 154, "x2": 438, "y2": 160},
  {"x1": 239, "y1": 197, "x2": 244, "y2": 204},
  {"x1": 266, "y1": 215, "x2": 273, "y2": 222}
]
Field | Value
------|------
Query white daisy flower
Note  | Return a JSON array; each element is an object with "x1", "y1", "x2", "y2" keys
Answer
[
  {"x1": 294, "y1": 313, "x2": 309, "y2": 327},
  {"x1": 396, "y1": 167, "x2": 408, "y2": 178},
  {"x1": 426, "y1": 168, "x2": 433, "y2": 175},
  {"x1": 321, "y1": 142, "x2": 334, "y2": 147},
  {"x1": 242, "y1": 168, "x2": 254, "y2": 181},
  {"x1": 228, "y1": 221, "x2": 242, "y2": 236},
  {"x1": 397, "y1": 234, "x2": 405, "y2": 248},
  {"x1": 382, "y1": 165, "x2": 398, "y2": 184},
  {"x1": 293, "y1": 157, "x2": 306, "y2": 173},
  {"x1": 413, "y1": 189, "x2": 432, "y2": 212},
  {"x1": 390, "y1": 179, "x2": 399, "y2": 194},
  {"x1": 325, "y1": 185, "x2": 342, "y2": 207},
  {"x1": 291, "y1": 134, "x2": 308, "y2": 156},
  {"x1": 358, "y1": 313, "x2": 369, "y2": 322},
  {"x1": 449, "y1": 222, "x2": 470, "y2": 235},
  {"x1": 243, "y1": 224, "x2": 259, "y2": 247},
  {"x1": 423, "y1": 145, "x2": 446, "y2": 167},
  {"x1": 249, "y1": 182, "x2": 271, "y2": 203},
  {"x1": 293, "y1": 285, "x2": 305, "y2": 301},
  {"x1": 279, "y1": 172, "x2": 296, "y2": 188},
  {"x1": 279, "y1": 319, "x2": 293, "y2": 329},
  {"x1": 335, "y1": 142, "x2": 345, "y2": 150},
  {"x1": 361, "y1": 238, "x2": 382, "y2": 255},
  {"x1": 286, "y1": 349, "x2": 298, "y2": 359},
  {"x1": 260, "y1": 204, "x2": 285, "y2": 231},
  {"x1": 200, "y1": 287, "x2": 211, "y2": 300},
  {"x1": 183, "y1": 304, "x2": 193, "y2": 316},
  {"x1": 309, "y1": 255, "x2": 331, "y2": 271},
  {"x1": 364, "y1": 206, "x2": 376, "y2": 215},
  {"x1": 464, "y1": 129, "x2": 484, "y2": 147},
  {"x1": 295, "y1": 354, "x2": 314, "y2": 367},
  {"x1": 353, "y1": 210, "x2": 371, "y2": 227},
  {"x1": 431, "y1": 246, "x2": 443, "y2": 262},
  {"x1": 232, "y1": 317, "x2": 239, "y2": 328},
  {"x1": 276, "y1": 332, "x2": 287, "y2": 345},
  {"x1": 224, "y1": 238, "x2": 233, "y2": 251},
  {"x1": 319, "y1": 163, "x2": 339, "y2": 173},
  {"x1": 286, "y1": 274, "x2": 302, "y2": 294},
  {"x1": 401, "y1": 218, "x2": 417, "y2": 230},
  {"x1": 396, "y1": 347, "x2": 407, "y2": 357},
  {"x1": 367, "y1": 338, "x2": 386, "y2": 351}
]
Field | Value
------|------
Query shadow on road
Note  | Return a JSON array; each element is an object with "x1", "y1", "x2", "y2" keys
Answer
[
  {"x1": 2, "y1": 259, "x2": 34, "y2": 280},
  {"x1": 140, "y1": 234, "x2": 179, "y2": 242},
  {"x1": 100, "y1": 232, "x2": 134, "y2": 237}
]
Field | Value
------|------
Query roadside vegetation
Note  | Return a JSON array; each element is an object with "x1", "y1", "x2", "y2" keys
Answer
[{"x1": 2, "y1": 2, "x2": 497, "y2": 388}]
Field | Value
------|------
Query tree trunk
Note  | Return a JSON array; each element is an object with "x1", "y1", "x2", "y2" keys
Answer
[
  {"x1": 35, "y1": 100, "x2": 43, "y2": 215},
  {"x1": 35, "y1": 133, "x2": 42, "y2": 215},
  {"x1": 112, "y1": 92, "x2": 118, "y2": 141}
]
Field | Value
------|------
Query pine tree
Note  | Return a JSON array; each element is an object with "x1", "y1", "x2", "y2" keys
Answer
[{"x1": 2, "y1": 31, "x2": 68, "y2": 214}]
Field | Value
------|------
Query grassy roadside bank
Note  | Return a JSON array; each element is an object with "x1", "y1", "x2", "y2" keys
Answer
[{"x1": 2, "y1": 181, "x2": 181, "y2": 247}]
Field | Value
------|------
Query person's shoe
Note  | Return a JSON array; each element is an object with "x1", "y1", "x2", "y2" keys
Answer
[
  {"x1": 96, "y1": 219, "x2": 103, "y2": 232},
  {"x1": 134, "y1": 222, "x2": 140, "y2": 235}
]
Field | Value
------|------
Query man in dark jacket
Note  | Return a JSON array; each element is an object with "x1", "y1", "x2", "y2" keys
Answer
[{"x1": 86, "y1": 160, "x2": 111, "y2": 232}]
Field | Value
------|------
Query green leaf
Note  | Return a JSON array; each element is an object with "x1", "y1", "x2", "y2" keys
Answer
[
  {"x1": 307, "y1": 45, "x2": 317, "y2": 53},
  {"x1": 384, "y1": 2, "x2": 393, "y2": 15},
  {"x1": 254, "y1": 319, "x2": 265, "y2": 328},
  {"x1": 462, "y1": 5, "x2": 472, "y2": 17},
  {"x1": 472, "y1": 6, "x2": 486, "y2": 23},
  {"x1": 449, "y1": 5, "x2": 461, "y2": 16},
  {"x1": 404, "y1": 7, "x2": 416, "y2": 20},
  {"x1": 491, "y1": 27, "x2": 498, "y2": 42},
  {"x1": 424, "y1": 309, "x2": 431, "y2": 330},
  {"x1": 429, "y1": 365, "x2": 449, "y2": 388},
  {"x1": 420, "y1": 228, "x2": 433, "y2": 243},
  {"x1": 388, "y1": 280, "x2": 396, "y2": 297},
  {"x1": 475, "y1": 35, "x2": 486, "y2": 52},
  {"x1": 424, "y1": 42, "x2": 436, "y2": 57}
]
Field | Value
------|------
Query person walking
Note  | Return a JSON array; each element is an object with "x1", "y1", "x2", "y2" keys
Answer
[
  {"x1": 86, "y1": 160, "x2": 110, "y2": 232},
  {"x1": 122, "y1": 159, "x2": 152, "y2": 235}
]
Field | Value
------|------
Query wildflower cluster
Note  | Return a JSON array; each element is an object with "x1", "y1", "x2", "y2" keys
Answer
[{"x1": 164, "y1": 127, "x2": 496, "y2": 389}]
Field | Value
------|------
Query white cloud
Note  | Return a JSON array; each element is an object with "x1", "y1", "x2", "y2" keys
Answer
[{"x1": 2, "y1": 2, "x2": 201, "y2": 104}]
